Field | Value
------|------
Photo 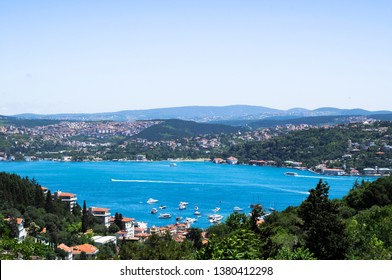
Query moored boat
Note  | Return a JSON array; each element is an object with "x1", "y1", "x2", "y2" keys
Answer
[
  {"x1": 233, "y1": 206, "x2": 243, "y2": 212},
  {"x1": 158, "y1": 213, "x2": 171, "y2": 219},
  {"x1": 151, "y1": 208, "x2": 158, "y2": 214},
  {"x1": 147, "y1": 198, "x2": 158, "y2": 204}
]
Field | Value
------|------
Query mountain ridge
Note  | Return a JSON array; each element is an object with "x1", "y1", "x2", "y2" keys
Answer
[{"x1": 10, "y1": 105, "x2": 392, "y2": 122}]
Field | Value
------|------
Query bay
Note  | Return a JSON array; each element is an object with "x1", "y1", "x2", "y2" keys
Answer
[{"x1": 0, "y1": 161, "x2": 376, "y2": 229}]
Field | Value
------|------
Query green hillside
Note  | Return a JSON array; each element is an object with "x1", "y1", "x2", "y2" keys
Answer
[{"x1": 133, "y1": 119, "x2": 239, "y2": 141}]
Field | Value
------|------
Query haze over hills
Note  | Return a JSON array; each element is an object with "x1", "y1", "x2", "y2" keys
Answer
[{"x1": 11, "y1": 105, "x2": 392, "y2": 122}]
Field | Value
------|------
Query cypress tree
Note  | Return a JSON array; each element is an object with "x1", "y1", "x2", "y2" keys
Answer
[
  {"x1": 45, "y1": 190, "x2": 54, "y2": 213},
  {"x1": 82, "y1": 200, "x2": 88, "y2": 233}
]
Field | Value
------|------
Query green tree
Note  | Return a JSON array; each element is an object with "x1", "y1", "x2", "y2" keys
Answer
[
  {"x1": 298, "y1": 180, "x2": 348, "y2": 259},
  {"x1": 81, "y1": 200, "x2": 88, "y2": 233}
]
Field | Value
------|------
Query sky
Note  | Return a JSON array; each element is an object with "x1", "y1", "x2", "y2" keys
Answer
[{"x1": 1, "y1": 0, "x2": 391, "y2": 115}]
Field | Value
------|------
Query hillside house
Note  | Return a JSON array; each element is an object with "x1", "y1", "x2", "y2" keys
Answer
[
  {"x1": 70, "y1": 244, "x2": 99, "y2": 260},
  {"x1": 54, "y1": 190, "x2": 77, "y2": 210},
  {"x1": 89, "y1": 207, "x2": 111, "y2": 227},
  {"x1": 57, "y1": 243, "x2": 73, "y2": 260}
]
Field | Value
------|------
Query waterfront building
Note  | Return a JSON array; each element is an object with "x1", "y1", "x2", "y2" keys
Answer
[
  {"x1": 54, "y1": 190, "x2": 77, "y2": 211},
  {"x1": 322, "y1": 168, "x2": 346, "y2": 176},
  {"x1": 226, "y1": 156, "x2": 238, "y2": 165}
]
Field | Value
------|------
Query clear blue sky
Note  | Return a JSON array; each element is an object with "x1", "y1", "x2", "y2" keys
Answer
[{"x1": 1, "y1": 0, "x2": 391, "y2": 115}]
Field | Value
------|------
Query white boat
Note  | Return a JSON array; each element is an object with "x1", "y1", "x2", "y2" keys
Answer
[
  {"x1": 179, "y1": 201, "x2": 189, "y2": 205},
  {"x1": 147, "y1": 198, "x2": 158, "y2": 204},
  {"x1": 233, "y1": 206, "x2": 243, "y2": 212},
  {"x1": 208, "y1": 214, "x2": 224, "y2": 220},
  {"x1": 209, "y1": 214, "x2": 224, "y2": 223},
  {"x1": 184, "y1": 217, "x2": 197, "y2": 224},
  {"x1": 176, "y1": 216, "x2": 183, "y2": 221},
  {"x1": 194, "y1": 210, "x2": 201, "y2": 215},
  {"x1": 170, "y1": 163, "x2": 177, "y2": 167},
  {"x1": 213, "y1": 207, "x2": 220, "y2": 212},
  {"x1": 151, "y1": 208, "x2": 158, "y2": 214},
  {"x1": 159, "y1": 205, "x2": 167, "y2": 209},
  {"x1": 284, "y1": 172, "x2": 298, "y2": 176},
  {"x1": 158, "y1": 213, "x2": 171, "y2": 219},
  {"x1": 179, "y1": 203, "x2": 186, "y2": 210}
]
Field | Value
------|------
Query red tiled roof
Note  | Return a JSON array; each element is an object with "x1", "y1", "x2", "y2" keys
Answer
[
  {"x1": 57, "y1": 192, "x2": 76, "y2": 197},
  {"x1": 16, "y1": 218, "x2": 23, "y2": 225},
  {"x1": 71, "y1": 244, "x2": 99, "y2": 255},
  {"x1": 91, "y1": 207, "x2": 109, "y2": 212},
  {"x1": 122, "y1": 217, "x2": 134, "y2": 222},
  {"x1": 57, "y1": 243, "x2": 72, "y2": 252},
  {"x1": 134, "y1": 233, "x2": 150, "y2": 237}
]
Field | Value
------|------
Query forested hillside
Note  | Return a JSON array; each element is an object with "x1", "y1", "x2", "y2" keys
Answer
[
  {"x1": 132, "y1": 119, "x2": 239, "y2": 141},
  {"x1": 229, "y1": 121, "x2": 392, "y2": 169}
]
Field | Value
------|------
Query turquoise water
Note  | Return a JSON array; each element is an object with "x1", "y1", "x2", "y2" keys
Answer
[{"x1": 0, "y1": 161, "x2": 376, "y2": 229}]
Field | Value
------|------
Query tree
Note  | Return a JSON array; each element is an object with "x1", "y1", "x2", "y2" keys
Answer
[
  {"x1": 81, "y1": 200, "x2": 88, "y2": 233},
  {"x1": 186, "y1": 228, "x2": 203, "y2": 250},
  {"x1": 298, "y1": 180, "x2": 348, "y2": 259},
  {"x1": 249, "y1": 204, "x2": 265, "y2": 233}
]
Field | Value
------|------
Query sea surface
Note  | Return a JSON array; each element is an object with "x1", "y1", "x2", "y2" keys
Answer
[{"x1": 0, "y1": 161, "x2": 377, "y2": 229}]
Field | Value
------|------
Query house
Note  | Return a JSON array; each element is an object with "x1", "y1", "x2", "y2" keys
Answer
[
  {"x1": 57, "y1": 243, "x2": 73, "y2": 260},
  {"x1": 89, "y1": 207, "x2": 111, "y2": 227},
  {"x1": 70, "y1": 244, "x2": 99, "y2": 259},
  {"x1": 226, "y1": 156, "x2": 238, "y2": 165},
  {"x1": 322, "y1": 168, "x2": 346, "y2": 176},
  {"x1": 115, "y1": 217, "x2": 136, "y2": 240},
  {"x1": 135, "y1": 154, "x2": 147, "y2": 161},
  {"x1": 54, "y1": 190, "x2": 77, "y2": 210},
  {"x1": 92, "y1": 235, "x2": 117, "y2": 246},
  {"x1": 378, "y1": 168, "x2": 391, "y2": 175},
  {"x1": 363, "y1": 168, "x2": 377, "y2": 175},
  {"x1": 212, "y1": 158, "x2": 225, "y2": 164},
  {"x1": 249, "y1": 160, "x2": 267, "y2": 166},
  {"x1": 122, "y1": 217, "x2": 135, "y2": 237},
  {"x1": 16, "y1": 218, "x2": 27, "y2": 242}
]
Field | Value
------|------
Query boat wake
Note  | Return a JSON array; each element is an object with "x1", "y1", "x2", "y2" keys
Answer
[
  {"x1": 111, "y1": 179, "x2": 309, "y2": 195},
  {"x1": 295, "y1": 175, "x2": 355, "y2": 181},
  {"x1": 111, "y1": 179, "x2": 215, "y2": 185}
]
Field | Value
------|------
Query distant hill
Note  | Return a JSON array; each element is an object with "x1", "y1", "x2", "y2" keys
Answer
[
  {"x1": 247, "y1": 115, "x2": 361, "y2": 129},
  {"x1": 9, "y1": 105, "x2": 392, "y2": 123},
  {"x1": 132, "y1": 119, "x2": 239, "y2": 141}
]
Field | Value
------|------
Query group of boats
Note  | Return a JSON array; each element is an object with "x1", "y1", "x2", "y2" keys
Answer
[{"x1": 146, "y1": 197, "x2": 272, "y2": 224}]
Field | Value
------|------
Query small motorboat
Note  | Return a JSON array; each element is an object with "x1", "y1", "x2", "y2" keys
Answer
[
  {"x1": 284, "y1": 172, "x2": 298, "y2": 176},
  {"x1": 158, "y1": 213, "x2": 171, "y2": 219},
  {"x1": 147, "y1": 198, "x2": 158, "y2": 204},
  {"x1": 151, "y1": 208, "x2": 158, "y2": 214}
]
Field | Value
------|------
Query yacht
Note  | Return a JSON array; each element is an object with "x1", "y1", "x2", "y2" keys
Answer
[
  {"x1": 209, "y1": 214, "x2": 224, "y2": 223},
  {"x1": 147, "y1": 198, "x2": 158, "y2": 204},
  {"x1": 151, "y1": 208, "x2": 158, "y2": 214},
  {"x1": 158, "y1": 213, "x2": 171, "y2": 219},
  {"x1": 233, "y1": 206, "x2": 243, "y2": 212},
  {"x1": 284, "y1": 172, "x2": 298, "y2": 176},
  {"x1": 159, "y1": 205, "x2": 167, "y2": 209},
  {"x1": 179, "y1": 203, "x2": 186, "y2": 210},
  {"x1": 184, "y1": 217, "x2": 197, "y2": 224},
  {"x1": 194, "y1": 210, "x2": 201, "y2": 215},
  {"x1": 213, "y1": 207, "x2": 220, "y2": 212}
]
